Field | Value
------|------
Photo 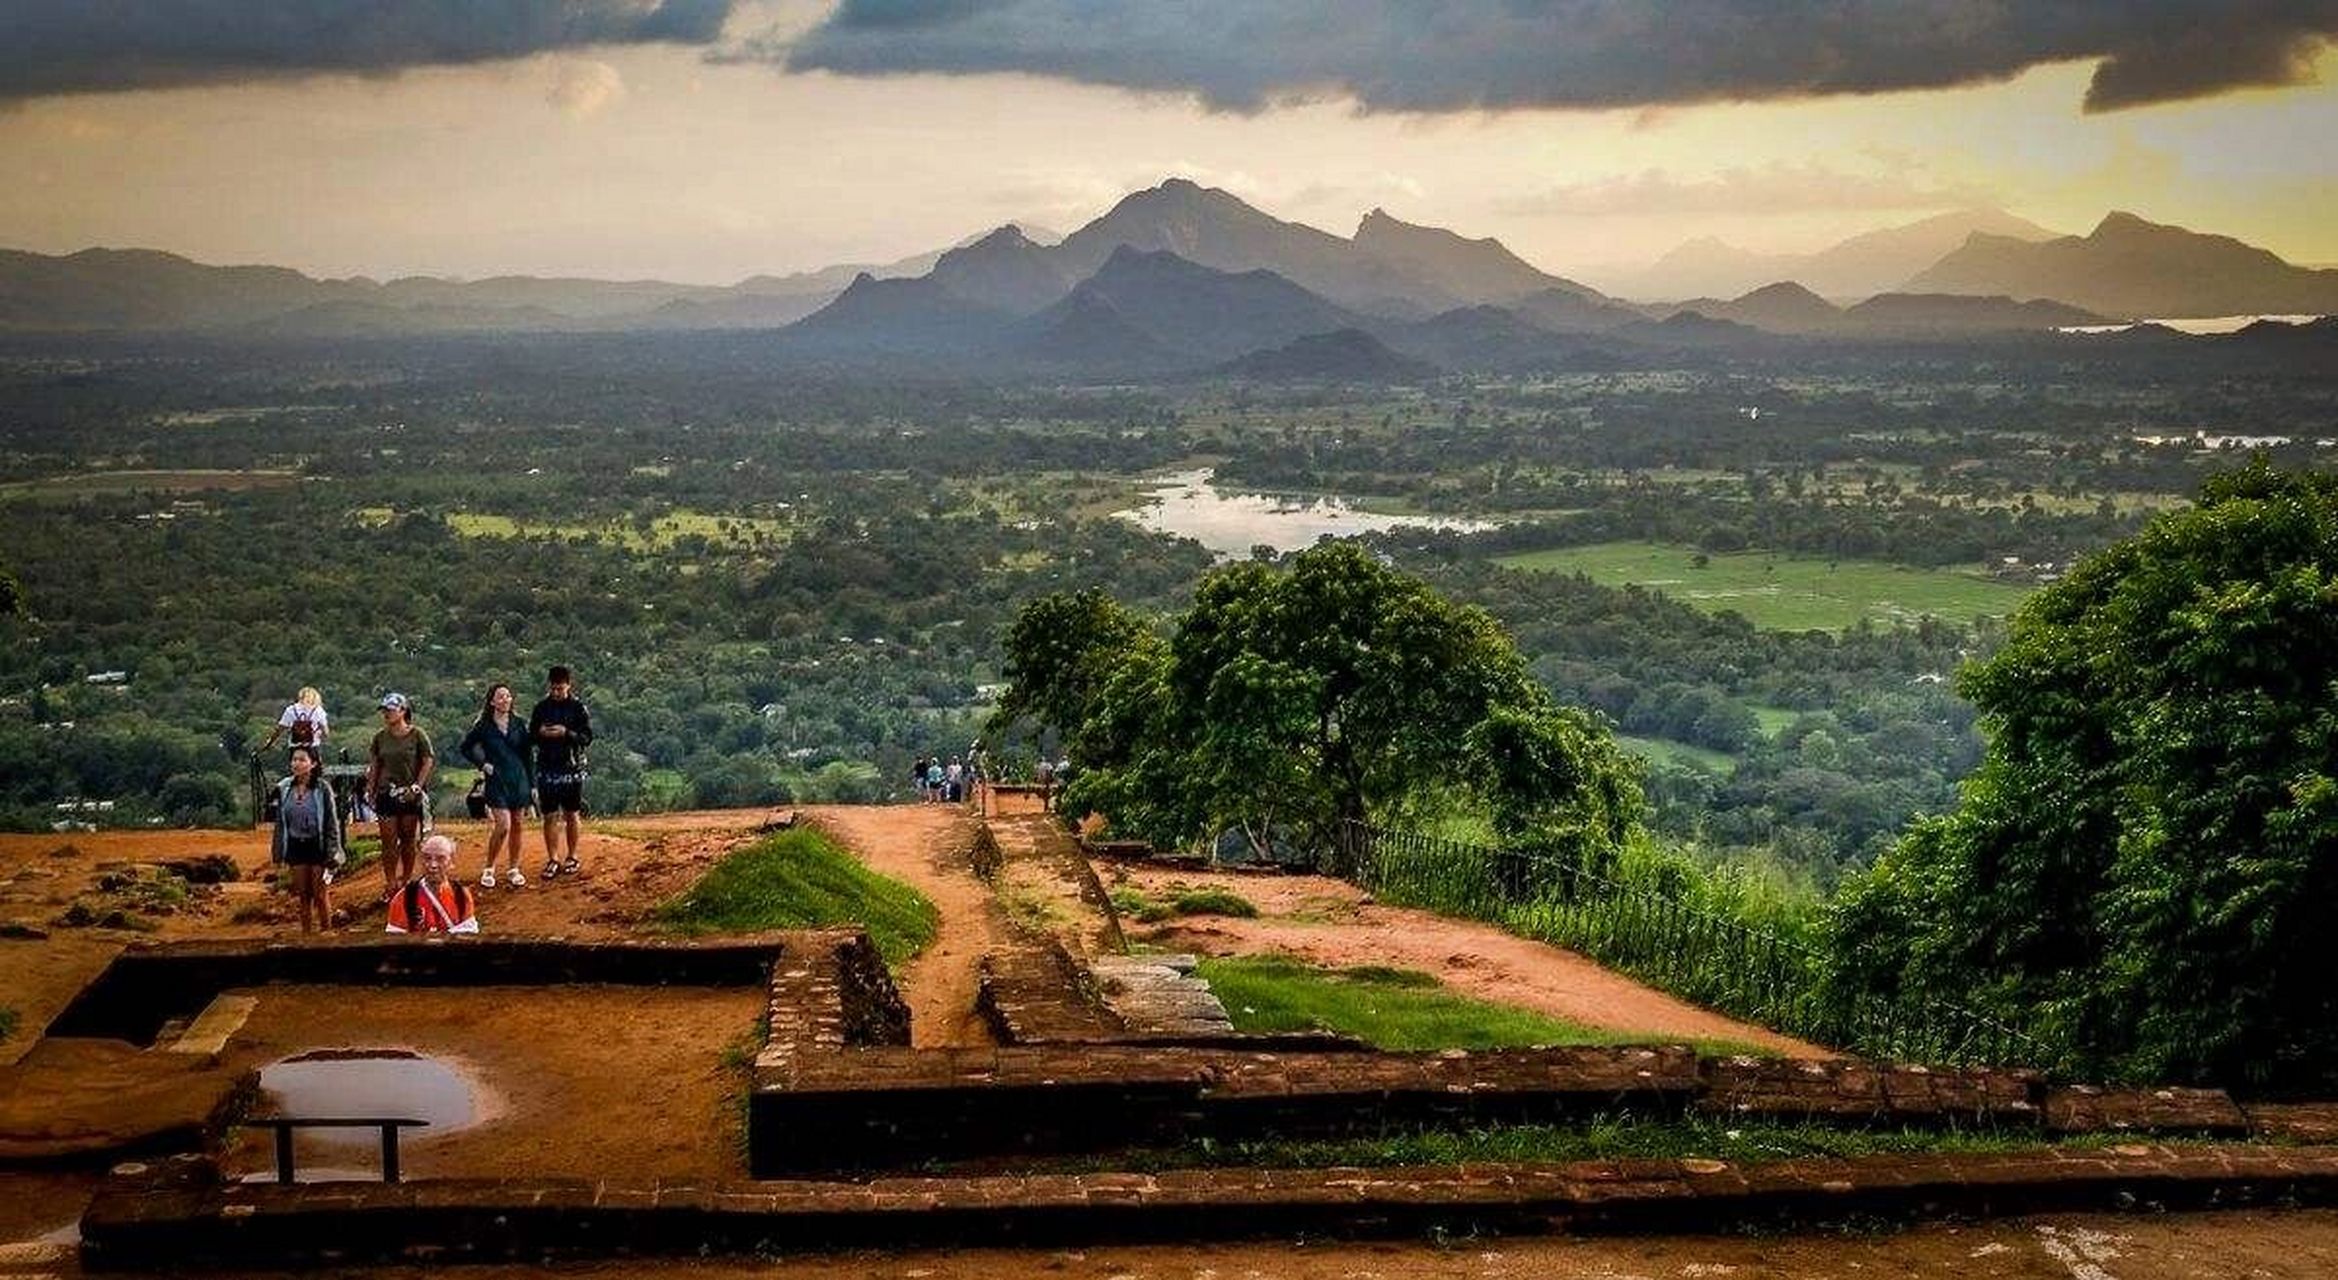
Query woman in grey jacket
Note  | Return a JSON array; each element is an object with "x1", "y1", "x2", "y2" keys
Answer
[{"x1": 272, "y1": 745, "x2": 344, "y2": 932}]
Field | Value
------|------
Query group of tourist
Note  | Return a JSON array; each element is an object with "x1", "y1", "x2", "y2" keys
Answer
[
  {"x1": 910, "y1": 750, "x2": 982, "y2": 805},
  {"x1": 262, "y1": 666, "x2": 594, "y2": 934}
]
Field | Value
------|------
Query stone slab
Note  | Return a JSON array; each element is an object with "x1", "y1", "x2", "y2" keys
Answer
[{"x1": 163, "y1": 995, "x2": 258, "y2": 1059}]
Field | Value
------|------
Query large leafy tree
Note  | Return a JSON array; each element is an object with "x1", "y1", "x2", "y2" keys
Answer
[
  {"x1": 1002, "y1": 543, "x2": 1638, "y2": 868},
  {"x1": 1829, "y1": 465, "x2": 2338, "y2": 1086}
]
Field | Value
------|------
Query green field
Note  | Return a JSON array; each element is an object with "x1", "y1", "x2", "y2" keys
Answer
[
  {"x1": 1495, "y1": 541, "x2": 2031, "y2": 632},
  {"x1": 1615, "y1": 734, "x2": 1738, "y2": 774},
  {"x1": 348, "y1": 507, "x2": 791, "y2": 551},
  {"x1": 0, "y1": 468, "x2": 299, "y2": 501}
]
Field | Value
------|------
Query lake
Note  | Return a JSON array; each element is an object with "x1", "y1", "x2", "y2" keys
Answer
[
  {"x1": 2060, "y1": 314, "x2": 2327, "y2": 335},
  {"x1": 1117, "y1": 468, "x2": 1495, "y2": 557}
]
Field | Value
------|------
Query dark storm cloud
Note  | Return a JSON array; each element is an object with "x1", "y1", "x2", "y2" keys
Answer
[
  {"x1": 0, "y1": 0, "x2": 735, "y2": 102},
  {"x1": 780, "y1": 1, "x2": 2338, "y2": 114}
]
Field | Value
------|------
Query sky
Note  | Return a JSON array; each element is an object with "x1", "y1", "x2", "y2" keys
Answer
[{"x1": 1, "y1": 0, "x2": 2333, "y2": 284}]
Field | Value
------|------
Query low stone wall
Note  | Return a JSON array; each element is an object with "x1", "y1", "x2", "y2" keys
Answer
[
  {"x1": 44, "y1": 935, "x2": 798, "y2": 1045},
  {"x1": 975, "y1": 938, "x2": 1124, "y2": 1045},
  {"x1": 755, "y1": 930, "x2": 911, "y2": 1084},
  {"x1": 80, "y1": 1144, "x2": 2338, "y2": 1270},
  {"x1": 749, "y1": 1043, "x2": 1703, "y2": 1175}
]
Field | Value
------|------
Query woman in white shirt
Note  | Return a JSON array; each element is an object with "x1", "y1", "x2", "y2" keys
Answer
[{"x1": 261, "y1": 687, "x2": 330, "y2": 759}]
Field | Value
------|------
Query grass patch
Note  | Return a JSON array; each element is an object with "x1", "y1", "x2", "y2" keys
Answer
[
  {"x1": 999, "y1": 1113, "x2": 2089, "y2": 1175},
  {"x1": 1494, "y1": 541, "x2": 2031, "y2": 632},
  {"x1": 1110, "y1": 885, "x2": 1260, "y2": 923},
  {"x1": 1615, "y1": 733, "x2": 1739, "y2": 774},
  {"x1": 1197, "y1": 954, "x2": 1764, "y2": 1055},
  {"x1": 446, "y1": 508, "x2": 791, "y2": 552},
  {"x1": 653, "y1": 828, "x2": 938, "y2": 966}
]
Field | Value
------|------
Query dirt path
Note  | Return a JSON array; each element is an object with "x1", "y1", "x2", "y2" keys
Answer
[
  {"x1": 15, "y1": 1209, "x2": 2336, "y2": 1279},
  {"x1": 802, "y1": 805, "x2": 1002, "y2": 1049},
  {"x1": 1110, "y1": 861, "x2": 1826, "y2": 1057}
]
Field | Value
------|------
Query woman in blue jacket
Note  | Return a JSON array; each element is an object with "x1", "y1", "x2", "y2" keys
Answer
[
  {"x1": 271, "y1": 745, "x2": 343, "y2": 932},
  {"x1": 459, "y1": 683, "x2": 535, "y2": 889}
]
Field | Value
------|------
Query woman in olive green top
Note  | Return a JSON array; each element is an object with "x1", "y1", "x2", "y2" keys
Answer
[{"x1": 366, "y1": 692, "x2": 435, "y2": 903}]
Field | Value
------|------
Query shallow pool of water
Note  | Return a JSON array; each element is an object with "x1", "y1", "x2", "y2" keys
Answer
[
  {"x1": 1116, "y1": 468, "x2": 1495, "y2": 558},
  {"x1": 257, "y1": 1049, "x2": 478, "y2": 1145}
]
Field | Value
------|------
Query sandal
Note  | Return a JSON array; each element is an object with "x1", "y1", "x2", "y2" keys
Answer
[
  {"x1": 541, "y1": 860, "x2": 561, "y2": 880},
  {"x1": 507, "y1": 868, "x2": 526, "y2": 889},
  {"x1": 560, "y1": 856, "x2": 581, "y2": 877},
  {"x1": 479, "y1": 867, "x2": 496, "y2": 889}
]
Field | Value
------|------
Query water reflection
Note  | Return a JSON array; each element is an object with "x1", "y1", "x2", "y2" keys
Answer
[
  {"x1": 257, "y1": 1049, "x2": 478, "y2": 1146},
  {"x1": 1117, "y1": 468, "x2": 1494, "y2": 558}
]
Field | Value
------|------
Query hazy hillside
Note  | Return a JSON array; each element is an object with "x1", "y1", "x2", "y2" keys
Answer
[
  {"x1": 1597, "y1": 209, "x2": 2058, "y2": 301},
  {"x1": 1906, "y1": 212, "x2": 2338, "y2": 318}
]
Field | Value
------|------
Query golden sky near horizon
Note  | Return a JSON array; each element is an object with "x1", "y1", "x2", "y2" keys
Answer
[{"x1": 1, "y1": 2, "x2": 2332, "y2": 286}]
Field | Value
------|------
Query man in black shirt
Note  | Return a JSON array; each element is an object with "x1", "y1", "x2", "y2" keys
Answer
[{"x1": 530, "y1": 665, "x2": 594, "y2": 879}]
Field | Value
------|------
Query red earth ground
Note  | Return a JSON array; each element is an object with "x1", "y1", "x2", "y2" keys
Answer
[{"x1": 2, "y1": 805, "x2": 2334, "y2": 1273}]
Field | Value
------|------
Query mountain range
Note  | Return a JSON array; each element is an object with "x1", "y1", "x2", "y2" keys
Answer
[
  {"x1": 1592, "y1": 209, "x2": 2061, "y2": 301},
  {"x1": 0, "y1": 181, "x2": 2328, "y2": 375}
]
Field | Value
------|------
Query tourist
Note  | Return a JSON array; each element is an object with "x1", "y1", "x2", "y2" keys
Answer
[
  {"x1": 385, "y1": 834, "x2": 478, "y2": 934},
  {"x1": 458, "y1": 682, "x2": 534, "y2": 890},
  {"x1": 924, "y1": 757, "x2": 944, "y2": 803},
  {"x1": 1035, "y1": 757, "x2": 1054, "y2": 812},
  {"x1": 365, "y1": 692, "x2": 435, "y2": 903},
  {"x1": 529, "y1": 665, "x2": 593, "y2": 880},
  {"x1": 944, "y1": 756, "x2": 964, "y2": 804},
  {"x1": 259, "y1": 686, "x2": 330, "y2": 761},
  {"x1": 911, "y1": 755, "x2": 930, "y2": 803},
  {"x1": 271, "y1": 745, "x2": 342, "y2": 933}
]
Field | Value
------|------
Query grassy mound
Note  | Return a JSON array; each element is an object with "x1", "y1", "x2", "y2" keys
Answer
[
  {"x1": 1110, "y1": 885, "x2": 1260, "y2": 923},
  {"x1": 654, "y1": 828, "x2": 938, "y2": 966},
  {"x1": 1197, "y1": 953, "x2": 1764, "y2": 1055}
]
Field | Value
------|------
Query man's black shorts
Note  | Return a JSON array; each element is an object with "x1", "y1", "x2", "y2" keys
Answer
[{"x1": 539, "y1": 778, "x2": 587, "y2": 814}]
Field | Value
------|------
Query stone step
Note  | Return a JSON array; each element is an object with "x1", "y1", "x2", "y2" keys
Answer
[
  {"x1": 1093, "y1": 954, "x2": 1235, "y2": 1038},
  {"x1": 164, "y1": 994, "x2": 259, "y2": 1060}
]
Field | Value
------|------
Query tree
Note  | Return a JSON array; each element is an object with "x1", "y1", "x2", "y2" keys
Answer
[
  {"x1": 1827, "y1": 465, "x2": 2338, "y2": 1087},
  {"x1": 990, "y1": 589, "x2": 1155, "y2": 739},
  {"x1": 1008, "y1": 543, "x2": 1639, "y2": 872}
]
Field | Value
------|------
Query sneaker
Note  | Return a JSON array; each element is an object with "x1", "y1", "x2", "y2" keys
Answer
[
  {"x1": 560, "y1": 856, "x2": 581, "y2": 877},
  {"x1": 479, "y1": 867, "x2": 496, "y2": 889},
  {"x1": 541, "y1": 860, "x2": 562, "y2": 880},
  {"x1": 507, "y1": 868, "x2": 526, "y2": 889}
]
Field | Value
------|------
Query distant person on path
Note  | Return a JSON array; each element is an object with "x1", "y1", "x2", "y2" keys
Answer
[
  {"x1": 386, "y1": 834, "x2": 478, "y2": 934},
  {"x1": 459, "y1": 682, "x2": 534, "y2": 890},
  {"x1": 271, "y1": 745, "x2": 342, "y2": 933},
  {"x1": 1035, "y1": 757, "x2": 1054, "y2": 812},
  {"x1": 530, "y1": 665, "x2": 593, "y2": 880},
  {"x1": 924, "y1": 757, "x2": 944, "y2": 803},
  {"x1": 260, "y1": 687, "x2": 330, "y2": 760},
  {"x1": 365, "y1": 692, "x2": 434, "y2": 904},
  {"x1": 910, "y1": 756, "x2": 930, "y2": 803},
  {"x1": 945, "y1": 756, "x2": 965, "y2": 804}
]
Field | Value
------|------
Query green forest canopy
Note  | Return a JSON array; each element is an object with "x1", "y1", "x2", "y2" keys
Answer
[{"x1": 1828, "y1": 464, "x2": 2338, "y2": 1089}]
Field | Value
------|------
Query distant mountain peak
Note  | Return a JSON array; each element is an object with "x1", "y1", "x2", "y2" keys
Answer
[
  {"x1": 1740, "y1": 280, "x2": 1829, "y2": 304},
  {"x1": 966, "y1": 224, "x2": 1036, "y2": 250}
]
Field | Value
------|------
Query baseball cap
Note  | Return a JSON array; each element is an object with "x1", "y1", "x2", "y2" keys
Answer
[{"x1": 378, "y1": 692, "x2": 410, "y2": 711}]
